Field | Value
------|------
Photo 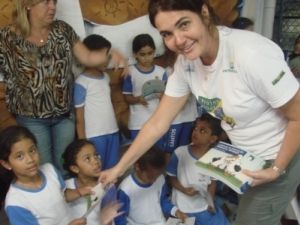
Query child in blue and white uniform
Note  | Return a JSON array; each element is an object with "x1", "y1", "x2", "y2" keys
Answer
[
  {"x1": 74, "y1": 34, "x2": 120, "y2": 170},
  {"x1": 63, "y1": 139, "x2": 122, "y2": 225},
  {"x1": 0, "y1": 126, "x2": 90, "y2": 225},
  {"x1": 114, "y1": 147, "x2": 176, "y2": 225},
  {"x1": 122, "y1": 33, "x2": 168, "y2": 149},
  {"x1": 167, "y1": 114, "x2": 230, "y2": 225}
]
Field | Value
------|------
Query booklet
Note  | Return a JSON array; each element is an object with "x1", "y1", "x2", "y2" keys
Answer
[
  {"x1": 165, "y1": 217, "x2": 196, "y2": 225},
  {"x1": 82, "y1": 183, "x2": 107, "y2": 218},
  {"x1": 142, "y1": 79, "x2": 165, "y2": 100},
  {"x1": 196, "y1": 141, "x2": 266, "y2": 194}
]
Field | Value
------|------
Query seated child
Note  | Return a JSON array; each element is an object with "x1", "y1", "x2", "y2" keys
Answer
[
  {"x1": 74, "y1": 34, "x2": 120, "y2": 170},
  {"x1": 63, "y1": 139, "x2": 122, "y2": 225},
  {"x1": 166, "y1": 113, "x2": 230, "y2": 225},
  {"x1": 114, "y1": 146, "x2": 174, "y2": 225},
  {"x1": 0, "y1": 125, "x2": 90, "y2": 225}
]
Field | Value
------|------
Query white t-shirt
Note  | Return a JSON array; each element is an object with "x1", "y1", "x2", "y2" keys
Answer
[
  {"x1": 166, "y1": 145, "x2": 211, "y2": 213},
  {"x1": 123, "y1": 65, "x2": 167, "y2": 130},
  {"x1": 5, "y1": 163, "x2": 71, "y2": 225},
  {"x1": 65, "y1": 178, "x2": 101, "y2": 225},
  {"x1": 165, "y1": 27, "x2": 299, "y2": 160},
  {"x1": 74, "y1": 73, "x2": 118, "y2": 138}
]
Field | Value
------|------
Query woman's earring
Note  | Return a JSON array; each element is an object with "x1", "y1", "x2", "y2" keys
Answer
[{"x1": 27, "y1": 7, "x2": 31, "y2": 10}]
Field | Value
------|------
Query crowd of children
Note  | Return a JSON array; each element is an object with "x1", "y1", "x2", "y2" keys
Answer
[{"x1": 4, "y1": 28, "x2": 297, "y2": 225}]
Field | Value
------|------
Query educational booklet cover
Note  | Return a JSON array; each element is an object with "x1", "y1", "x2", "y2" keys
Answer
[
  {"x1": 142, "y1": 79, "x2": 165, "y2": 100},
  {"x1": 196, "y1": 141, "x2": 266, "y2": 194}
]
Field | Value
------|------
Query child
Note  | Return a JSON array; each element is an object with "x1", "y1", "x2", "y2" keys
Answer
[
  {"x1": 166, "y1": 113, "x2": 230, "y2": 225},
  {"x1": 0, "y1": 125, "x2": 90, "y2": 225},
  {"x1": 163, "y1": 51, "x2": 198, "y2": 155},
  {"x1": 122, "y1": 33, "x2": 168, "y2": 149},
  {"x1": 74, "y1": 34, "x2": 120, "y2": 170},
  {"x1": 63, "y1": 139, "x2": 122, "y2": 225},
  {"x1": 114, "y1": 146, "x2": 174, "y2": 225}
]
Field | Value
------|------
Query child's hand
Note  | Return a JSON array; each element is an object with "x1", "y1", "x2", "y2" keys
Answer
[
  {"x1": 175, "y1": 209, "x2": 188, "y2": 222},
  {"x1": 207, "y1": 205, "x2": 216, "y2": 213},
  {"x1": 77, "y1": 186, "x2": 93, "y2": 197},
  {"x1": 183, "y1": 187, "x2": 199, "y2": 196},
  {"x1": 100, "y1": 201, "x2": 124, "y2": 225},
  {"x1": 139, "y1": 96, "x2": 148, "y2": 106},
  {"x1": 68, "y1": 218, "x2": 86, "y2": 225}
]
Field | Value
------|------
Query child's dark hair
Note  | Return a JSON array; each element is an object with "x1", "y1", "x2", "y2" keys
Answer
[
  {"x1": 232, "y1": 17, "x2": 254, "y2": 30},
  {"x1": 0, "y1": 125, "x2": 37, "y2": 208},
  {"x1": 196, "y1": 113, "x2": 223, "y2": 140},
  {"x1": 83, "y1": 34, "x2": 111, "y2": 51},
  {"x1": 132, "y1": 33, "x2": 156, "y2": 53},
  {"x1": 136, "y1": 146, "x2": 166, "y2": 171},
  {"x1": 62, "y1": 139, "x2": 95, "y2": 177}
]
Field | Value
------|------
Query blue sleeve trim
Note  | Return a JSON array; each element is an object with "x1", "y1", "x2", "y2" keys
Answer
[
  {"x1": 162, "y1": 71, "x2": 168, "y2": 82},
  {"x1": 160, "y1": 181, "x2": 175, "y2": 216},
  {"x1": 114, "y1": 189, "x2": 130, "y2": 225},
  {"x1": 166, "y1": 153, "x2": 179, "y2": 176},
  {"x1": 74, "y1": 83, "x2": 87, "y2": 106},
  {"x1": 122, "y1": 75, "x2": 133, "y2": 93},
  {"x1": 6, "y1": 206, "x2": 38, "y2": 225}
]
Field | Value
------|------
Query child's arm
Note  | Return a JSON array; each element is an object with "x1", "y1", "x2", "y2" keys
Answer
[
  {"x1": 207, "y1": 180, "x2": 217, "y2": 199},
  {"x1": 124, "y1": 94, "x2": 148, "y2": 106},
  {"x1": 75, "y1": 106, "x2": 86, "y2": 139},
  {"x1": 160, "y1": 181, "x2": 188, "y2": 222},
  {"x1": 168, "y1": 176, "x2": 199, "y2": 196},
  {"x1": 64, "y1": 186, "x2": 92, "y2": 202}
]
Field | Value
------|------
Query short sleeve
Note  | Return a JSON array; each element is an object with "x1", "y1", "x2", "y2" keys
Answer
[
  {"x1": 166, "y1": 152, "x2": 179, "y2": 177},
  {"x1": 122, "y1": 75, "x2": 133, "y2": 94},
  {"x1": 165, "y1": 55, "x2": 192, "y2": 97},
  {"x1": 242, "y1": 39, "x2": 299, "y2": 108},
  {"x1": 55, "y1": 20, "x2": 80, "y2": 47},
  {"x1": 6, "y1": 206, "x2": 38, "y2": 225},
  {"x1": 74, "y1": 82, "x2": 87, "y2": 107}
]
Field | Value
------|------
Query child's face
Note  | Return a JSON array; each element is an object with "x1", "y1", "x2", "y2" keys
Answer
[
  {"x1": 191, "y1": 120, "x2": 217, "y2": 147},
  {"x1": 4, "y1": 138, "x2": 40, "y2": 179},
  {"x1": 74, "y1": 144, "x2": 102, "y2": 178},
  {"x1": 134, "y1": 45, "x2": 155, "y2": 69},
  {"x1": 136, "y1": 165, "x2": 164, "y2": 184}
]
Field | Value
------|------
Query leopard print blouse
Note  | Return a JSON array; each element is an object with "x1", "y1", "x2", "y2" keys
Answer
[{"x1": 0, "y1": 20, "x2": 79, "y2": 118}]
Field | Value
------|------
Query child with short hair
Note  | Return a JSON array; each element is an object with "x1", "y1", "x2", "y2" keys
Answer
[
  {"x1": 114, "y1": 146, "x2": 174, "y2": 225},
  {"x1": 63, "y1": 139, "x2": 122, "y2": 225},
  {"x1": 166, "y1": 113, "x2": 230, "y2": 225},
  {"x1": 0, "y1": 125, "x2": 90, "y2": 225},
  {"x1": 122, "y1": 33, "x2": 167, "y2": 149},
  {"x1": 74, "y1": 34, "x2": 119, "y2": 170}
]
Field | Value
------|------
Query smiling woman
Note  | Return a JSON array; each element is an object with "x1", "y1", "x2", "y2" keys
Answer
[{"x1": 100, "y1": 1, "x2": 300, "y2": 225}]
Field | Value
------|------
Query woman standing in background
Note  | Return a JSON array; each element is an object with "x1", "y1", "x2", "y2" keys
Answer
[{"x1": 0, "y1": 0, "x2": 126, "y2": 174}]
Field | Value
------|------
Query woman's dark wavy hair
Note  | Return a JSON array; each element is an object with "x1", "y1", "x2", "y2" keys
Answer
[
  {"x1": 148, "y1": 0, "x2": 219, "y2": 28},
  {"x1": 0, "y1": 125, "x2": 37, "y2": 209},
  {"x1": 62, "y1": 139, "x2": 95, "y2": 177}
]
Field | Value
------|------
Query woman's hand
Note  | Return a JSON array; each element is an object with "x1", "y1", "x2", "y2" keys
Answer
[
  {"x1": 110, "y1": 49, "x2": 128, "y2": 76},
  {"x1": 243, "y1": 167, "x2": 281, "y2": 187},
  {"x1": 99, "y1": 166, "x2": 122, "y2": 187}
]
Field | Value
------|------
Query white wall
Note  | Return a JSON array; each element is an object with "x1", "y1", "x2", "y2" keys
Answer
[{"x1": 241, "y1": 0, "x2": 276, "y2": 39}]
